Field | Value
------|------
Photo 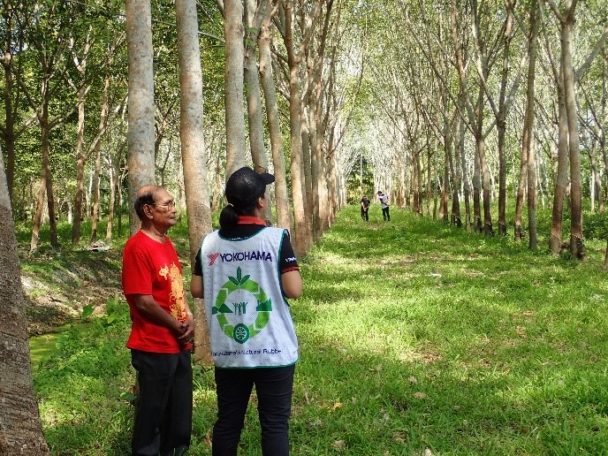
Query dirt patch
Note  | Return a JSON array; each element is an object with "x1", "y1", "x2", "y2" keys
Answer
[{"x1": 21, "y1": 248, "x2": 123, "y2": 335}]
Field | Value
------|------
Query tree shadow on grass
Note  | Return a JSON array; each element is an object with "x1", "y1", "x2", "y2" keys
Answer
[{"x1": 289, "y1": 326, "x2": 608, "y2": 456}]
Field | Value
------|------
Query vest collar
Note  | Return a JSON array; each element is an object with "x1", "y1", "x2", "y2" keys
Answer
[{"x1": 237, "y1": 215, "x2": 267, "y2": 226}]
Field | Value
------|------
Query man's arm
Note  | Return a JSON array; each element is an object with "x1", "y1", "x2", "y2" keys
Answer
[{"x1": 133, "y1": 294, "x2": 185, "y2": 336}]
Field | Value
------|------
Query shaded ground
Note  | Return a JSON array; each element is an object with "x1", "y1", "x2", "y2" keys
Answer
[{"x1": 20, "y1": 246, "x2": 123, "y2": 335}]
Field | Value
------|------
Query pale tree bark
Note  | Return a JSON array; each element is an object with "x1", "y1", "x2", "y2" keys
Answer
[
  {"x1": 547, "y1": 43, "x2": 570, "y2": 253},
  {"x1": 176, "y1": 0, "x2": 213, "y2": 364},
  {"x1": 69, "y1": 25, "x2": 92, "y2": 244},
  {"x1": 89, "y1": 139, "x2": 103, "y2": 242},
  {"x1": 40, "y1": 88, "x2": 59, "y2": 249},
  {"x1": 458, "y1": 95, "x2": 471, "y2": 229},
  {"x1": 280, "y1": 0, "x2": 313, "y2": 256},
  {"x1": 224, "y1": 0, "x2": 247, "y2": 177},
  {"x1": 259, "y1": 5, "x2": 291, "y2": 231},
  {"x1": 244, "y1": 0, "x2": 275, "y2": 221},
  {"x1": 0, "y1": 0, "x2": 30, "y2": 206},
  {"x1": 244, "y1": 0, "x2": 271, "y2": 167},
  {"x1": 106, "y1": 139, "x2": 127, "y2": 242},
  {"x1": 126, "y1": 0, "x2": 156, "y2": 234},
  {"x1": 514, "y1": 125, "x2": 528, "y2": 239},
  {"x1": 105, "y1": 156, "x2": 117, "y2": 242},
  {"x1": 306, "y1": 1, "x2": 333, "y2": 238},
  {"x1": 0, "y1": 148, "x2": 50, "y2": 455},
  {"x1": 523, "y1": 0, "x2": 539, "y2": 250},
  {"x1": 29, "y1": 178, "x2": 46, "y2": 253},
  {"x1": 439, "y1": 93, "x2": 451, "y2": 223},
  {"x1": 448, "y1": 132, "x2": 461, "y2": 227},
  {"x1": 301, "y1": 125, "x2": 313, "y2": 231},
  {"x1": 554, "y1": 0, "x2": 585, "y2": 259},
  {"x1": 90, "y1": 71, "x2": 116, "y2": 242}
]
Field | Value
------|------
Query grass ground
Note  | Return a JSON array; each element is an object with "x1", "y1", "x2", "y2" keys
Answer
[{"x1": 31, "y1": 206, "x2": 608, "y2": 455}]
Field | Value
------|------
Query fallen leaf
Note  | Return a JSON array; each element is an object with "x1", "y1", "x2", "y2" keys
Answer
[
  {"x1": 332, "y1": 402, "x2": 343, "y2": 411},
  {"x1": 393, "y1": 432, "x2": 406, "y2": 444},
  {"x1": 413, "y1": 391, "x2": 427, "y2": 399},
  {"x1": 332, "y1": 440, "x2": 346, "y2": 450}
]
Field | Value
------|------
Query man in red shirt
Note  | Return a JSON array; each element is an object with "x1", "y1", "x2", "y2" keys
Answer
[{"x1": 122, "y1": 185, "x2": 194, "y2": 456}]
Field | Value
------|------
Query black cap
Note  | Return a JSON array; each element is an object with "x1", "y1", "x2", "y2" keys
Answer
[{"x1": 225, "y1": 166, "x2": 275, "y2": 207}]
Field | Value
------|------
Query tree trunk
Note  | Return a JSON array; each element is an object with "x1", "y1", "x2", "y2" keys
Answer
[
  {"x1": 40, "y1": 93, "x2": 58, "y2": 248},
  {"x1": 259, "y1": 10, "x2": 291, "y2": 231},
  {"x1": 126, "y1": 0, "x2": 156, "y2": 234},
  {"x1": 106, "y1": 162, "x2": 116, "y2": 242},
  {"x1": 0, "y1": 149, "x2": 50, "y2": 455},
  {"x1": 90, "y1": 140, "x2": 103, "y2": 242},
  {"x1": 2, "y1": 44, "x2": 16, "y2": 205},
  {"x1": 440, "y1": 125, "x2": 450, "y2": 223},
  {"x1": 244, "y1": 0, "x2": 270, "y2": 172},
  {"x1": 458, "y1": 112, "x2": 471, "y2": 229},
  {"x1": 72, "y1": 86, "x2": 86, "y2": 244},
  {"x1": 561, "y1": 6, "x2": 584, "y2": 258},
  {"x1": 550, "y1": 84, "x2": 569, "y2": 254},
  {"x1": 413, "y1": 148, "x2": 422, "y2": 215},
  {"x1": 284, "y1": 1, "x2": 312, "y2": 256},
  {"x1": 224, "y1": 0, "x2": 247, "y2": 177},
  {"x1": 301, "y1": 126, "x2": 314, "y2": 235},
  {"x1": 448, "y1": 129, "x2": 461, "y2": 227},
  {"x1": 176, "y1": 0, "x2": 213, "y2": 364},
  {"x1": 472, "y1": 137, "x2": 482, "y2": 232},
  {"x1": 30, "y1": 178, "x2": 46, "y2": 253},
  {"x1": 524, "y1": 0, "x2": 539, "y2": 250},
  {"x1": 497, "y1": 116, "x2": 508, "y2": 235},
  {"x1": 514, "y1": 124, "x2": 528, "y2": 240}
]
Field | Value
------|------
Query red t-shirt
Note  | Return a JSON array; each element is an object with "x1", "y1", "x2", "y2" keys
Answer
[{"x1": 122, "y1": 230, "x2": 189, "y2": 354}]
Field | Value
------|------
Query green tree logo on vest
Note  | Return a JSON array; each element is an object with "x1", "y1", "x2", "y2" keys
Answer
[{"x1": 212, "y1": 267, "x2": 272, "y2": 344}]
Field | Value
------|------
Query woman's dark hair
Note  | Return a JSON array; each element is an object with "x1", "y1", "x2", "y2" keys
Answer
[
  {"x1": 219, "y1": 200, "x2": 259, "y2": 229},
  {"x1": 219, "y1": 167, "x2": 274, "y2": 229}
]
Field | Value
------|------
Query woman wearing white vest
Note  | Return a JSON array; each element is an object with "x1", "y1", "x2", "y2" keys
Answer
[{"x1": 191, "y1": 166, "x2": 303, "y2": 456}]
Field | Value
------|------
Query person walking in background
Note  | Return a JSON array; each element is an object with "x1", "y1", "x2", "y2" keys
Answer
[
  {"x1": 360, "y1": 195, "x2": 370, "y2": 221},
  {"x1": 191, "y1": 166, "x2": 303, "y2": 456},
  {"x1": 122, "y1": 185, "x2": 194, "y2": 456},
  {"x1": 378, "y1": 191, "x2": 390, "y2": 221}
]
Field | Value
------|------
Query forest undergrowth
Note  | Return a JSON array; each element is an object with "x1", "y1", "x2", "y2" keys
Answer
[{"x1": 30, "y1": 206, "x2": 608, "y2": 455}]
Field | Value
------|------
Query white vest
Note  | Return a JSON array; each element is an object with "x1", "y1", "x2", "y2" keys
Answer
[{"x1": 200, "y1": 227, "x2": 298, "y2": 368}]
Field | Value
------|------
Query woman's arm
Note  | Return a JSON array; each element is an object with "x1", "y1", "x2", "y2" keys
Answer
[
  {"x1": 281, "y1": 270, "x2": 303, "y2": 299},
  {"x1": 190, "y1": 274, "x2": 204, "y2": 298}
]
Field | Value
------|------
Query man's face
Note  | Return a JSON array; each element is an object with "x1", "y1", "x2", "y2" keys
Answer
[{"x1": 149, "y1": 189, "x2": 177, "y2": 228}]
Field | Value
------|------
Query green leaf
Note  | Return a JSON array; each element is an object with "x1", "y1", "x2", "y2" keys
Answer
[{"x1": 81, "y1": 304, "x2": 94, "y2": 319}]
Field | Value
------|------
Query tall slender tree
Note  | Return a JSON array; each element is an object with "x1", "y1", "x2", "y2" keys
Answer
[
  {"x1": 223, "y1": 0, "x2": 247, "y2": 176},
  {"x1": 176, "y1": 0, "x2": 213, "y2": 362},
  {"x1": 126, "y1": 0, "x2": 156, "y2": 233}
]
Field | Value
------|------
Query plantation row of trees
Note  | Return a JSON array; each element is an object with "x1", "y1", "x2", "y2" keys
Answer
[
  {"x1": 1, "y1": 0, "x2": 366, "y2": 259},
  {"x1": 351, "y1": 0, "x2": 607, "y2": 258},
  {"x1": 4, "y1": 1, "x2": 606, "y2": 260}
]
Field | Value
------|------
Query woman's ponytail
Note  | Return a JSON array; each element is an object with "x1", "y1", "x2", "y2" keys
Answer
[{"x1": 219, "y1": 204, "x2": 239, "y2": 229}]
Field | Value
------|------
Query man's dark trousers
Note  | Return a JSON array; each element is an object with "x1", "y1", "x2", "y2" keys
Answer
[{"x1": 131, "y1": 350, "x2": 192, "y2": 456}]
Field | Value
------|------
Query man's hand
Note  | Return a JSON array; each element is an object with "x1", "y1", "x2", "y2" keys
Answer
[{"x1": 178, "y1": 314, "x2": 194, "y2": 342}]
